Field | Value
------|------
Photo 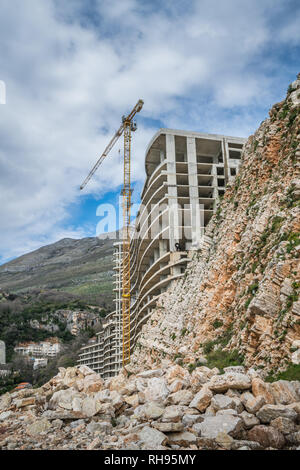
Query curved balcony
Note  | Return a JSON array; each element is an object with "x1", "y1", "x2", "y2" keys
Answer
[
  {"x1": 141, "y1": 160, "x2": 167, "y2": 200},
  {"x1": 132, "y1": 272, "x2": 184, "y2": 336},
  {"x1": 130, "y1": 221, "x2": 170, "y2": 295},
  {"x1": 142, "y1": 172, "x2": 168, "y2": 207},
  {"x1": 137, "y1": 181, "x2": 169, "y2": 228},
  {"x1": 139, "y1": 256, "x2": 188, "y2": 301}
]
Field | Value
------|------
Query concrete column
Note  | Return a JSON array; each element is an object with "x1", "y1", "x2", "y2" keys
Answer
[
  {"x1": 160, "y1": 150, "x2": 165, "y2": 163},
  {"x1": 187, "y1": 137, "x2": 202, "y2": 249},
  {"x1": 172, "y1": 265, "x2": 181, "y2": 275},
  {"x1": 159, "y1": 239, "x2": 168, "y2": 257},
  {"x1": 222, "y1": 138, "x2": 230, "y2": 184},
  {"x1": 211, "y1": 164, "x2": 219, "y2": 208},
  {"x1": 166, "y1": 134, "x2": 180, "y2": 251}
]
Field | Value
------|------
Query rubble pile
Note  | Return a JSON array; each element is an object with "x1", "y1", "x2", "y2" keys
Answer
[{"x1": 0, "y1": 364, "x2": 299, "y2": 450}]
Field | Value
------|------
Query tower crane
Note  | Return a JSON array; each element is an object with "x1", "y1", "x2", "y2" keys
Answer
[{"x1": 80, "y1": 99, "x2": 144, "y2": 368}]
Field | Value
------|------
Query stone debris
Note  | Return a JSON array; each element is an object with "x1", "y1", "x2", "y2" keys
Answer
[
  {"x1": 247, "y1": 425, "x2": 286, "y2": 449},
  {"x1": 208, "y1": 373, "x2": 252, "y2": 393},
  {"x1": 0, "y1": 364, "x2": 298, "y2": 451}
]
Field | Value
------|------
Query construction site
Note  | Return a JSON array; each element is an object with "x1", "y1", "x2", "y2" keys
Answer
[{"x1": 77, "y1": 101, "x2": 246, "y2": 377}]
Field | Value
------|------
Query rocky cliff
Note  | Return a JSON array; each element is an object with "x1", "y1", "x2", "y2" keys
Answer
[{"x1": 130, "y1": 74, "x2": 300, "y2": 377}]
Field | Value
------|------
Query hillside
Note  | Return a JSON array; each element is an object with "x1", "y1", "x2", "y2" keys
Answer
[
  {"x1": 130, "y1": 73, "x2": 300, "y2": 379},
  {"x1": 0, "y1": 289, "x2": 108, "y2": 363},
  {"x1": 0, "y1": 236, "x2": 115, "y2": 308}
]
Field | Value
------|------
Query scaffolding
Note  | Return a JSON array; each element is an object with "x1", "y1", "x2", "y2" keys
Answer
[{"x1": 80, "y1": 100, "x2": 144, "y2": 367}]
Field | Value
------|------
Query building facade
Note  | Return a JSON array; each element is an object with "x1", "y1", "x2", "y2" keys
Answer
[
  {"x1": 14, "y1": 338, "x2": 62, "y2": 358},
  {"x1": 0, "y1": 340, "x2": 5, "y2": 365},
  {"x1": 78, "y1": 128, "x2": 247, "y2": 377}
]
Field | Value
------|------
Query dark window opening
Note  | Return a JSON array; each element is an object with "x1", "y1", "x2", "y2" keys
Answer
[
  {"x1": 197, "y1": 155, "x2": 213, "y2": 164},
  {"x1": 228, "y1": 143, "x2": 243, "y2": 149},
  {"x1": 229, "y1": 150, "x2": 241, "y2": 159},
  {"x1": 176, "y1": 153, "x2": 186, "y2": 162}
]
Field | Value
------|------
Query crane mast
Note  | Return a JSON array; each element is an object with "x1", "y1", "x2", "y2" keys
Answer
[{"x1": 80, "y1": 99, "x2": 144, "y2": 368}]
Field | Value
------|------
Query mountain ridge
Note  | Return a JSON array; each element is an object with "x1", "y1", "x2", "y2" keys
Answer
[{"x1": 0, "y1": 235, "x2": 116, "y2": 308}]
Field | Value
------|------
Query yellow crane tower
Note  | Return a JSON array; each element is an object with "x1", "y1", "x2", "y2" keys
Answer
[{"x1": 80, "y1": 99, "x2": 144, "y2": 367}]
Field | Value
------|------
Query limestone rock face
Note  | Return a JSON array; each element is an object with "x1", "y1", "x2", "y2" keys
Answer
[
  {"x1": 129, "y1": 73, "x2": 300, "y2": 378},
  {"x1": 215, "y1": 432, "x2": 234, "y2": 450},
  {"x1": 190, "y1": 369, "x2": 211, "y2": 392},
  {"x1": 124, "y1": 394, "x2": 139, "y2": 408},
  {"x1": 182, "y1": 413, "x2": 204, "y2": 427}
]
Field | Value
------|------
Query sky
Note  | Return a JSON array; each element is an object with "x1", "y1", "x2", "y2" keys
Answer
[{"x1": 0, "y1": 0, "x2": 299, "y2": 264}]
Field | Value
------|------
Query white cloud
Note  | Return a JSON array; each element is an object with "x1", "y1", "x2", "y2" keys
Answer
[{"x1": 0, "y1": 0, "x2": 299, "y2": 262}]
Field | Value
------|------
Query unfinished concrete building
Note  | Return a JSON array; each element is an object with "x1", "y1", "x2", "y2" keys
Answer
[{"x1": 78, "y1": 129, "x2": 246, "y2": 377}]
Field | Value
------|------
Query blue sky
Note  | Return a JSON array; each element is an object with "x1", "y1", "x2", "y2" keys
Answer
[{"x1": 0, "y1": 0, "x2": 299, "y2": 263}]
